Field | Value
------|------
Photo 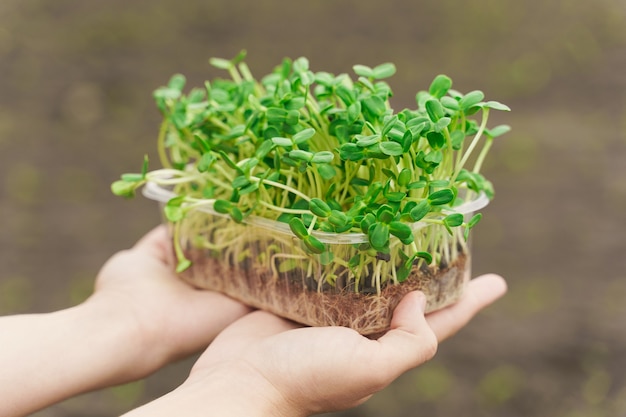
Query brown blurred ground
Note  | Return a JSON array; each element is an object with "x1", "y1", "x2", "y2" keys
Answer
[{"x1": 1, "y1": 0, "x2": 626, "y2": 416}]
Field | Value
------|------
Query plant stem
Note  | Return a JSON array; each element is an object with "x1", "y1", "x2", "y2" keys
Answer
[
  {"x1": 472, "y1": 137, "x2": 493, "y2": 174},
  {"x1": 157, "y1": 120, "x2": 171, "y2": 169},
  {"x1": 249, "y1": 177, "x2": 312, "y2": 202},
  {"x1": 452, "y1": 108, "x2": 490, "y2": 181}
]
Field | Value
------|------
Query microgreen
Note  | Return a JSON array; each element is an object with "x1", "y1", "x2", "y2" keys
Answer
[{"x1": 113, "y1": 51, "x2": 510, "y2": 292}]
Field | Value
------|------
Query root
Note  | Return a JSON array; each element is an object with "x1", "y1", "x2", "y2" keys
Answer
[{"x1": 180, "y1": 249, "x2": 470, "y2": 336}]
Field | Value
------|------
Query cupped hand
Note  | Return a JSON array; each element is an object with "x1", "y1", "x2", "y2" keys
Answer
[
  {"x1": 88, "y1": 225, "x2": 251, "y2": 375},
  {"x1": 185, "y1": 274, "x2": 507, "y2": 416}
]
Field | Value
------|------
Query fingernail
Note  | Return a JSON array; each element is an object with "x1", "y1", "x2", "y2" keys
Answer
[{"x1": 415, "y1": 291, "x2": 427, "y2": 312}]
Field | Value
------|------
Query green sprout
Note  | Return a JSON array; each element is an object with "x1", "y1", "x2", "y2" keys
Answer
[{"x1": 113, "y1": 50, "x2": 510, "y2": 293}]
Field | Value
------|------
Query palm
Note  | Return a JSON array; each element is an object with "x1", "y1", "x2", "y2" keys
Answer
[{"x1": 92, "y1": 226, "x2": 250, "y2": 362}]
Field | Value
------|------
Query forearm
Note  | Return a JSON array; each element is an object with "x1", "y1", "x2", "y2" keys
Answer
[
  {"x1": 0, "y1": 300, "x2": 149, "y2": 417},
  {"x1": 122, "y1": 365, "x2": 299, "y2": 417}
]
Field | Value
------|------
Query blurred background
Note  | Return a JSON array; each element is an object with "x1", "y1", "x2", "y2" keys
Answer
[{"x1": 1, "y1": 0, "x2": 625, "y2": 415}]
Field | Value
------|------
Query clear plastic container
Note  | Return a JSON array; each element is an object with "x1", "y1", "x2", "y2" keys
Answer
[{"x1": 143, "y1": 181, "x2": 489, "y2": 336}]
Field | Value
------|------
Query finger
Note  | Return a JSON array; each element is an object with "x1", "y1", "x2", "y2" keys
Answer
[
  {"x1": 216, "y1": 310, "x2": 302, "y2": 343},
  {"x1": 198, "y1": 311, "x2": 301, "y2": 368},
  {"x1": 168, "y1": 292, "x2": 253, "y2": 359},
  {"x1": 426, "y1": 274, "x2": 507, "y2": 342},
  {"x1": 373, "y1": 291, "x2": 438, "y2": 378},
  {"x1": 132, "y1": 225, "x2": 174, "y2": 264}
]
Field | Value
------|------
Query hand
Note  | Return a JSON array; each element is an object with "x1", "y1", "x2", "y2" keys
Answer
[
  {"x1": 87, "y1": 225, "x2": 251, "y2": 378},
  {"x1": 0, "y1": 226, "x2": 251, "y2": 417},
  {"x1": 125, "y1": 274, "x2": 506, "y2": 416}
]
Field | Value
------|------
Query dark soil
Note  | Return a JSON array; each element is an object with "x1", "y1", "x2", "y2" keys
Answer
[{"x1": 181, "y1": 248, "x2": 468, "y2": 336}]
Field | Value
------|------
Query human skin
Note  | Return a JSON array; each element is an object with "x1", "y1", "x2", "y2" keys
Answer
[
  {"x1": 0, "y1": 226, "x2": 251, "y2": 417},
  {"x1": 124, "y1": 274, "x2": 507, "y2": 417}
]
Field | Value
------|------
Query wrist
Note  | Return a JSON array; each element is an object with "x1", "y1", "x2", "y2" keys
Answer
[
  {"x1": 124, "y1": 362, "x2": 304, "y2": 417},
  {"x1": 79, "y1": 295, "x2": 164, "y2": 382}
]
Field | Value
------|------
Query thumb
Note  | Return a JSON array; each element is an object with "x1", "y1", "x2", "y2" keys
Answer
[{"x1": 374, "y1": 291, "x2": 439, "y2": 378}]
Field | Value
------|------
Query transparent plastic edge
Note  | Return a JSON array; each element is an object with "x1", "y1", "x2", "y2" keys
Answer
[{"x1": 142, "y1": 181, "x2": 489, "y2": 244}]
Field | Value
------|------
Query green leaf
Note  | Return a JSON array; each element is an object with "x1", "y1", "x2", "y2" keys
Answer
[
  {"x1": 230, "y1": 207, "x2": 244, "y2": 223},
  {"x1": 289, "y1": 150, "x2": 314, "y2": 162},
  {"x1": 409, "y1": 200, "x2": 431, "y2": 221},
  {"x1": 379, "y1": 141, "x2": 403, "y2": 156},
  {"x1": 425, "y1": 99, "x2": 445, "y2": 122},
  {"x1": 389, "y1": 221, "x2": 413, "y2": 240},
  {"x1": 368, "y1": 222, "x2": 390, "y2": 251},
  {"x1": 429, "y1": 75, "x2": 452, "y2": 99},
  {"x1": 317, "y1": 163, "x2": 336, "y2": 180},
  {"x1": 397, "y1": 169, "x2": 412, "y2": 187},
  {"x1": 486, "y1": 124, "x2": 512, "y2": 138},
  {"x1": 209, "y1": 57, "x2": 232, "y2": 70},
  {"x1": 111, "y1": 180, "x2": 138, "y2": 198},
  {"x1": 428, "y1": 179, "x2": 450, "y2": 188},
  {"x1": 339, "y1": 143, "x2": 365, "y2": 161},
  {"x1": 255, "y1": 140, "x2": 275, "y2": 160},
  {"x1": 360, "y1": 213, "x2": 376, "y2": 234},
  {"x1": 217, "y1": 151, "x2": 241, "y2": 173},
  {"x1": 299, "y1": 70, "x2": 315, "y2": 86},
  {"x1": 397, "y1": 262, "x2": 411, "y2": 282},
  {"x1": 381, "y1": 169, "x2": 395, "y2": 180},
  {"x1": 347, "y1": 102, "x2": 362, "y2": 123},
  {"x1": 293, "y1": 128, "x2": 316, "y2": 144},
  {"x1": 213, "y1": 199, "x2": 232, "y2": 214},
  {"x1": 304, "y1": 235, "x2": 325, "y2": 254},
  {"x1": 311, "y1": 151, "x2": 334, "y2": 164},
  {"x1": 426, "y1": 131, "x2": 445, "y2": 149},
  {"x1": 450, "y1": 131, "x2": 465, "y2": 150},
  {"x1": 353, "y1": 64, "x2": 374, "y2": 78},
  {"x1": 284, "y1": 97, "x2": 305, "y2": 110},
  {"x1": 356, "y1": 134, "x2": 381, "y2": 147},
  {"x1": 239, "y1": 182, "x2": 259, "y2": 195},
  {"x1": 164, "y1": 205, "x2": 184, "y2": 222},
  {"x1": 349, "y1": 254, "x2": 361, "y2": 268},
  {"x1": 372, "y1": 63, "x2": 396, "y2": 79},
  {"x1": 459, "y1": 90, "x2": 485, "y2": 110},
  {"x1": 424, "y1": 150, "x2": 443, "y2": 165},
  {"x1": 198, "y1": 153, "x2": 217, "y2": 172},
  {"x1": 358, "y1": 76, "x2": 375, "y2": 92},
  {"x1": 444, "y1": 213, "x2": 464, "y2": 227},
  {"x1": 428, "y1": 189, "x2": 454, "y2": 206},
  {"x1": 376, "y1": 205, "x2": 395, "y2": 224},
  {"x1": 286, "y1": 110, "x2": 300, "y2": 125},
  {"x1": 434, "y1": 117, "x2": 451, "y2": 132},
  {"x1": 120, "y1": 173, "x2": 143, "y2": 182},
  {"x1": 381, "y1": 116, "x2": 398, "y2": 138},
  {"x1": 231, "y1": 175, "x2": 251, "y2": 189},
  {"x1": 468, "y1": 213, "x2": 482, "y2": 228},
  {"x1": 385, "y1": 192, "x2": 406, "y2": 202},
  {"x1": 328, "y1": 210, "x2": 349, "y2": 228},
  {"x1": 336, "y1": 85, "x2": 356, "y2": 106},
  {"x1": 271, "y1": 137, "x2": 293, "y2": 148},
  {"x1": 309, "y1": 198, "x2": 332, "y2": 217},
  {"x1": 176, "y1": 259, "x2": 192, "y2": 273},
  {"x1": 441, "y1": 96, "x2": 460, "y2": 111},
  {"x1": 483, "y1": 101, "x2": 511, "y2": 111},
  {"x1": 407, "y1": 180, "x2": 427, "y2": 190},
  {"x1": 362, "y1": 95, "x2": 386, "y2": 117},
  {"x1": 266, "y1": 107, "x2": 288, "y2": 123},
  {"x1": 168, "y1": 74, "x2": 186, "y2": 91},
  {"x1": 141, "y1": 155, "x2": 149, "y2": 178},
  {"x1": 289, "y1": 217, "x2": 309, "y2": 239},
  {"x1": 416, "y1": 251, "x2": 433, "y2": 264},
  {"x1": 293, "y1": 56, "x2": 310, "y2": 72}
]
